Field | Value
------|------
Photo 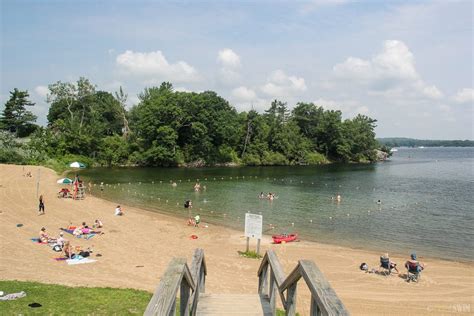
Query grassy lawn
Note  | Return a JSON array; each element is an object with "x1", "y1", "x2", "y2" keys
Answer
[{"x1": 0, "y1": 280, "x2": 152, "y2": 315}]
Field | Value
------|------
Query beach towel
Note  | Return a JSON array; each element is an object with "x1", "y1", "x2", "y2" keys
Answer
[
  {"x1": 0, "y1": 291, "x2": 26, "y2": 301},
  {"x1": 30, "y1": 238, "x2": 47, "y2": 244},
  {"x1": 60, "y1": 228, "x2": 100, "y2": 239},
  {"x1": 53, "y1": 257, "x2": 67, "y2": 261},
  {"x1": 66, "y1": 258, "x2": 97, "y2": 265}
]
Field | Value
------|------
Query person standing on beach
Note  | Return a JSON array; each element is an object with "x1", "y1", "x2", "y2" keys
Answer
[{"x1": 38, "y1": 195, "x2": 45, "y2": 215}]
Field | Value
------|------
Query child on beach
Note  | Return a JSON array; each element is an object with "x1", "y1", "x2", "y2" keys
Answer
[
  {"x1": 115, "y1": 205, "x2": 124, "y2": 216},
  {"x1": 94, "y1": 219, "x2": 103, "y2": 228}
]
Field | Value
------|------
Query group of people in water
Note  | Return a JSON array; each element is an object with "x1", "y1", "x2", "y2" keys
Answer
[{"x1": 259, "y1": 192, "x2": 276, "y2": 200}]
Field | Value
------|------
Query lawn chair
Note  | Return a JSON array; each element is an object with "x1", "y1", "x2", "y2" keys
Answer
[
  {"x1": 380, "y1": 256, "x2": 393, "y2": 276},
  {"x1": 406, "y1": 261, "x2": 422, "y2": 282}
]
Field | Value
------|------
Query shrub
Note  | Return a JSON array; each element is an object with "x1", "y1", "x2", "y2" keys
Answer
[{"x1": 305, "y1": 152, "x2": 330, "y2": 165}]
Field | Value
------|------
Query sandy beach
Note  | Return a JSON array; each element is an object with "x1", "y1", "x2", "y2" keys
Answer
[{"x1": 0, "y1": 164, "x2": 472, "y2": 315}]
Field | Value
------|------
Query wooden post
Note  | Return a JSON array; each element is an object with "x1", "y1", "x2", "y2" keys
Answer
[
  {"x1": 286, "y1": 282, "x2": 298, "y2": 316},
  {"x1": 310, "y1": 296, "x2": 320, "y2": 316},
  {"x1": 256, "y1": 238, "x2": 261, "y2": 256},
  {"x1": 180, "y1": 279, "x2": 190, "y2": 316},
  {"x1": 246, "y1": 237, "x2": 250, "y2": 252},
  {"x1": 269, "y1": 271, "x2": 277, "y2": 314}
]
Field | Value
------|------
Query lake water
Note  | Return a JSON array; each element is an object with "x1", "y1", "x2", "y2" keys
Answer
[{"x1": 74, "y1": 147, "x2": 474, "y2": 261}]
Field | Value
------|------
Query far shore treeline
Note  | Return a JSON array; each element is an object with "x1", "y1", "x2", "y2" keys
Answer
[
  {"x1": 378, "y1": 137, "x2": 474, "y2": 148},
  {"x1": 1, "y1": 78, "x2": 389, "y2": 169}
]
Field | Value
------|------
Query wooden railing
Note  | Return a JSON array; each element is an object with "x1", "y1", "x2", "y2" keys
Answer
[
  {"x1": 258, "y1": 250, "x2": 349, "y2": 316},
  {"x1": 144, "y1": 248, "x2": 207, "y2": 316}
]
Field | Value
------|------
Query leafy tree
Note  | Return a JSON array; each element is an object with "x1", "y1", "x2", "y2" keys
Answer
[
  {"x1": 0, "y1": 89, "x2": 37, "y2": 137},
  {"x1": 47, "y1": 77, "x2": 96, "y2": 133},
  {"x1": 114, "y1": 86, "x2": 131, "y2": 138},
  {"x1": 97, "y1": 135, "x2": 129, "y2": 166}
]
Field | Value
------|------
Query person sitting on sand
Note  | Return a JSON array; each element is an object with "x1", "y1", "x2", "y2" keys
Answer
[
  {"x1": 115, "y1": 205, "x2": 124, "y2": 216},
  {"x1": 63, "y1": 241, "x2": 74, "y2": 259},
  {"x1": 39, "y1": 227, "x2": 51, "y2": 243},
  {"x1": 380, "y1": 253, "x2": 399, "y2": 274},
  {"x1": 93, "y1": 219, "x2": 103, "y2": 228},
  {"x1": 187, "y1": 218, "x2": 196, "y2": 226},
  {"x1": 56, "y1": 232, "x2": 67, "y2": 247},
  {"x1": 405, "y1": 253, "x2": 425, "y2": 274}
]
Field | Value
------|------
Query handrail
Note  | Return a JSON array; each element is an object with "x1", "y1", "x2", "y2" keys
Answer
[
  {"x1": 144, "y1": 249, "x2": 206, "y2": 316},
  {"x1": 189, "y1": 248, "x2": 207, "y2": 315},
  {"x1": 258, "y1": 250, "x2": 349, "y2": 316}
]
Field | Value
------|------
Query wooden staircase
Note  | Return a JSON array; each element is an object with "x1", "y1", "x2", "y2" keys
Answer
[
  {"x1": 144, "y1": 249, "x2": 349, "y2": 316},
  {"x1": 196, "y1": 293, "x2": 272, "y2": 315}
]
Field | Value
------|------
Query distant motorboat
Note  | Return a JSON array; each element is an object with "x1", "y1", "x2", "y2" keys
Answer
[
  {"x1": 390, "y1": 148, "x2": 398, "y2": 152},
  {"x1": 418, "y1": 146, "x2": 425, "y2": 149}
]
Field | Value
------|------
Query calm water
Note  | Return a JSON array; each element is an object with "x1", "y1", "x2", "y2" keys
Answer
[{"x1": 74, "y1": 147, "x2": 474, "y2": 261}]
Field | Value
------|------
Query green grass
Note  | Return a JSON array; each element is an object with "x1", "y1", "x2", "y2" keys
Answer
[
  {"x1": 0, "y1": 280, "x2": 152, "y2": 315},
  {"x1": 237, "y1": 250, "x2": 263, "y2": 259}
]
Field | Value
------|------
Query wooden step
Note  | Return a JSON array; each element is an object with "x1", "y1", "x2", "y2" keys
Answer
[{"x1": 196, "y1": 293, "x2": 272, "y2": 316}]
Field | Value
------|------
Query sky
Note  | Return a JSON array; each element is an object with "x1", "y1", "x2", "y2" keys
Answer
[{"x1": 1, "y1": 0, "x2": 473, "y2": 139}]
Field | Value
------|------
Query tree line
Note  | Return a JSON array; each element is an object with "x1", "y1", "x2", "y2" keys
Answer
[
  {"x1": 1, "y1": 78, "x2": 384, "y2": 168},
  {"x1": 378, "y1": 138, "x2": 474, "y2": 148}
]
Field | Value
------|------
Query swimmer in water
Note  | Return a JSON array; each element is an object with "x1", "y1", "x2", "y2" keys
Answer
[{"x1": 377, "y1": 200, "x2": 382, "y2": 205}]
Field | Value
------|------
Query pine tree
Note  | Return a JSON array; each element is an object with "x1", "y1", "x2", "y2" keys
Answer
[{"x1": 0, "y1": 88, "x2": 37, "y2": 137}]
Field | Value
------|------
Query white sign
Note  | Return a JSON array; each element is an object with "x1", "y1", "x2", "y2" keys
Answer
[{"x1": 245, "y1": 213, "x2": 263, "y2": 239}]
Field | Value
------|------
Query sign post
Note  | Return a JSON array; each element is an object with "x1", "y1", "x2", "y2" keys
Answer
[{"x1": 244, "y1": 213, "x2": 263, "y2": 255}]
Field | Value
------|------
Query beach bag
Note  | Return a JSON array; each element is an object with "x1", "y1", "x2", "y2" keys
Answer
[{"x1": 52, "y1": 244, "x2": 62, "y2": 252}]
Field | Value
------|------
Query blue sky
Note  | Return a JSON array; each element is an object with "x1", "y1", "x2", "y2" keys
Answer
[{"x1": 1, "y1": 0, "x2": 473, "y2": 139}]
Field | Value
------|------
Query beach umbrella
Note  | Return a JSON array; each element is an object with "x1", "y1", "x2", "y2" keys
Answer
[
  {"x1": 57, "y1": 178, "x2": 73, "y2": 184},
  {"x1": 69, "y1": 161, "x2": 86, "y2": 168}
]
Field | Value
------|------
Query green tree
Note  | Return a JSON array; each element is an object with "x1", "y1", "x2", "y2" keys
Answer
[{"x1": 0, "y1": 89, "x2": 37, "y2": 137}]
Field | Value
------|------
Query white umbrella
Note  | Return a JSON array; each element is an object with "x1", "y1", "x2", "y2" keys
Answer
[{"x1": 70, "y1": 162, "x2": 86, "y2": 168}]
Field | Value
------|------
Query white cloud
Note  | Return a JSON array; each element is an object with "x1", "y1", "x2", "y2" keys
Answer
[
  {"x1": 217, "y1": 48, "x2": 241, "y2": 69},
  {"x1": 217, "y1": 48, "x2": 242, "y2": 85},
  {"x1": 34, "y1": 85, "x2": 49, "y2": 99},
  {"x1": 231, "y1": 86, "x2": 257, "y2": 102},
  {"x1": 453, "y1": 88, "x2": 474, "y2": 103},
  {"x1": 333, "y1": 40, "x2": 443, "y2": 100},
  {"x1": 261, "y1": 70, "x2": 307, "y2": 98},
  {"x1": 314, "y1": 97, "x2": 369, "y2": 117},
  {"x1": 116, "y1": 50, "x2": 199, "y2": 83}
]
